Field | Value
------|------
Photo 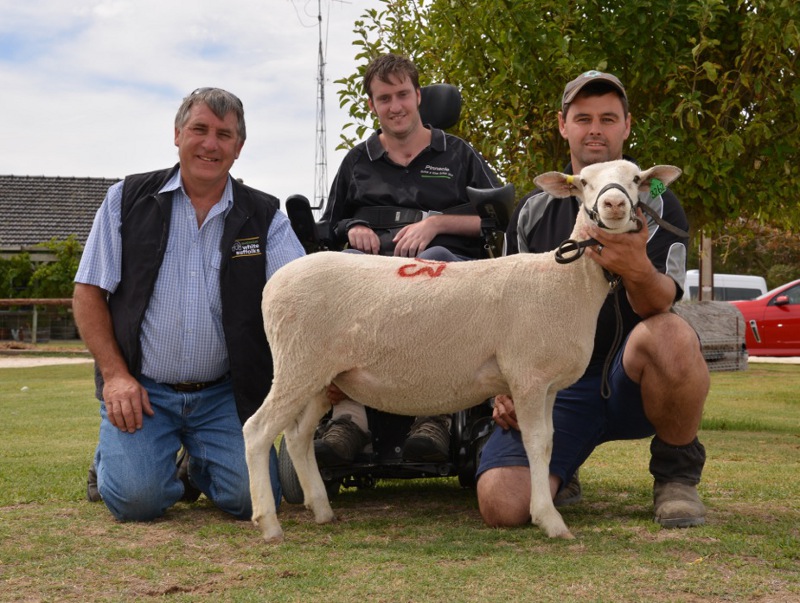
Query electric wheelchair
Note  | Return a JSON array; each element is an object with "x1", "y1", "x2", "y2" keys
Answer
[{"x1": 278, "y1": 83, "x2": 515, "y2": 502}]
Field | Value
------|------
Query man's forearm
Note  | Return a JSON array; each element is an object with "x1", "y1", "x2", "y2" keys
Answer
[
  {"x1": 427, "y1": 214, "x2": 482, "y2": 237},
  {"x1": 625, "y1": 269, "x2": 676, "y2": 318},
  {"x1": 72, "y1": 283, "x2": 130, "y2": 382}
]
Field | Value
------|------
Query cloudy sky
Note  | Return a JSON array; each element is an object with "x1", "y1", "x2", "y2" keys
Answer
[{"x1": 0, "y1": 0, "x2": 382, "y2": 208}]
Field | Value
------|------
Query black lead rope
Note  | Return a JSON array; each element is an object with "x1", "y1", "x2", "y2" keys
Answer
[
  {"x1": 554, "y1": 233, "x2": 624, "y2": 398},
  {"x1": 638, "y1": 202, "x2": 690, "y2": 238},
  {"x1": 554, "y1": 237, "x2": 598, "y2": 264},
  {"x1": 601, "y1": 280, "x2": 624, "y2": 400}
]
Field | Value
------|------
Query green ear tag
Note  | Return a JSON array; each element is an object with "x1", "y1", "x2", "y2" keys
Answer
[{"x1": 650, "y1": 178, "x2": 666, "y2": 198}]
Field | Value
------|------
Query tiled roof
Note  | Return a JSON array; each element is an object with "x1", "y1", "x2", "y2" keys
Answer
[{"x1": 0, "y1": 175, "x2": 120, "y2": 250}]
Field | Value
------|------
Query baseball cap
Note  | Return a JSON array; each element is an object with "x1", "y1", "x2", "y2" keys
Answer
[{"x1": 562, "y1": 70, "x2": 627, "y2": 108}]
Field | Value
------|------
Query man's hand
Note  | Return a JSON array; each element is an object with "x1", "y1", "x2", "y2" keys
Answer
[
  {"x1": 102, "y1": 374, "x2": 154, "y2": 433},
  {"x1": 392, "y1": 219, "x2": 440, "y2": 257},
  {"x1": 583, "y1": 208, "x2": 676, "y2": 317},
  {"x1": 583, "y1": 207, "x2": 651, "y2": 279},
  {"x1": 327, "y1": 383, "x2": 347, "y2": 405},
  {"x1": 348, "y1": 225, "x2": 381, "y2": 254},
  {"x1": 493, "y1": 394, "x2": 519, "y2": 431}
]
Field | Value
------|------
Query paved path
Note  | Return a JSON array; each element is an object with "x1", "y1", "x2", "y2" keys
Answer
[
  {"x1": 0, "y1": 356, "x2": 94, "y2": 368},
  {"x1": 747, "y1": 356, "x2": 800, "y2": 364}
]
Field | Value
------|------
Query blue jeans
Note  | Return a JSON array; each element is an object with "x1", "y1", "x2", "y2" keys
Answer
[
  {"x1": 95, "y1": 376, "x2": 280, "y2": 521},
  {"x1": 477, "y1": 335, "x2": 655, "y2": 489}
]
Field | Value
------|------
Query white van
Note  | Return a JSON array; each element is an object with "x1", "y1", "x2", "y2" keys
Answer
[{"x1": 681, "y1": 270, "x2": 767, "y2": 301}]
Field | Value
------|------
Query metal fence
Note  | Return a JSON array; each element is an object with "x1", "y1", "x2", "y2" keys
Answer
[
  {"x1": 0, "y1": 299, "x2": 75, "y2": 343},
  {"x1": 673, "y1": 301, "x2": 748, "y2": 372}
]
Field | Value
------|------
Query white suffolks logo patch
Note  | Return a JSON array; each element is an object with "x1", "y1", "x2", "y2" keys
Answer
[{"x1": 232, "y1": 237, "x2": 261, "y2": 258}]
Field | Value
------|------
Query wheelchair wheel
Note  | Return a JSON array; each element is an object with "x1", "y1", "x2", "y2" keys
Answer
[
  {"x1": 277, "y1": 438, "x2": 304, "y2": 504},
  {"x1": 325, "y1": 479, "x2": 341, "y2": 499},
  {"x1": 277, "y1": 437, "x2": 342, "y2": 503},
  {"x1": 457, "y1": 431, "x2": 491, "y2": 489}
]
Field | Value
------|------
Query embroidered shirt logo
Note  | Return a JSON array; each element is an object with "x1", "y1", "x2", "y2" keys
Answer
[
  {"x1": 420, "y1": 165, "x2": 453, "y2": 180},
  {"x1": 231, "y1": 237, "x2": 261, "y2": 258}
]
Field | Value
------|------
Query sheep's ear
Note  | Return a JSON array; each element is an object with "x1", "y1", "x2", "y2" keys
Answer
[
  {"x1": 534, "y1": 171, "x2": 580, "y2": 198},
  {"x1": 638, "y1": 165, "x2": 682, "y2": 192}
]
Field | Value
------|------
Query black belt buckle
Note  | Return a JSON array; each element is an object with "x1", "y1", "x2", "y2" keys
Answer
[
  {"x1": 352, "y1": 206, "x2": 425, "y2": 228},
  {"x1": 169, "y1": 374, "x2": 228, "y2": 392}
]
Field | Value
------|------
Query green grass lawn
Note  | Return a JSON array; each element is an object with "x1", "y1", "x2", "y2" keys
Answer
[{"x1": 0, "y1": 362, "x2": 798, "y2": 602}]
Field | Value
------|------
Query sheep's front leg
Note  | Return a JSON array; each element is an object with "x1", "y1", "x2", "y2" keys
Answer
[
  {"x1": 243, "y1": 392, "x2": 288, "y2": 543},
  {"x1": 516, "y1": 390, "x2": 573, "y2": 539},
  {"x1": 282, "y1": 390, "x2": 336, "y2": 525}
]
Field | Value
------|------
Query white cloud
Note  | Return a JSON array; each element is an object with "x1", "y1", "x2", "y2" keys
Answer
[{"x1": 0, "y1": 0, "x2": 382, "y2": 205}]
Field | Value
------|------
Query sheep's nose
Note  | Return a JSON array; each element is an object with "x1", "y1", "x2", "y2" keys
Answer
[{"x1": 600, "y1": 195, "x2": 627, "y2": 210}]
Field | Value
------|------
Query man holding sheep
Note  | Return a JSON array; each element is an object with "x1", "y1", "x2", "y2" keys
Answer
[{"x1": 476, "y1": 71, "x2": 710, "y2": 529}]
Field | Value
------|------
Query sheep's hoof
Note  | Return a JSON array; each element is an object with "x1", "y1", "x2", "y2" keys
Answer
[
  {"x1": 314, "y1": 509, "x2": 337, "y2": 525},
  {"x1": 258, "y1": 525, "x2": 285, "y2": 543},
  {"x1": 252, "y1": 516, "x2": 284, "y2": 543},
  {"x1": 554, "y1": 529, "x2": 575, "y2": 540},
  {"x1": 534, "y1": 516, "x2": 574, "y2": 539},
  {"x1": 262, "y1": 531, "x2": 285, "y2": 544}
]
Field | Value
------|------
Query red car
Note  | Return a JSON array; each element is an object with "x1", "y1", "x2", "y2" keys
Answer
[{"x1": 729, "y1": 279, "x2": 800, "y2": 356}]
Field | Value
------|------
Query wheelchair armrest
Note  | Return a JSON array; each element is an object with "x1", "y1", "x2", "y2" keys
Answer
[
  {"x1": 285, "y1": 194, "x2": 337, "y2": 253},
  {"x1": 285, "y1": 194, "x2": 318, "y2": 245},
  {"x1": 466, "y1": 183, "x2": 516, "y2": 234}
]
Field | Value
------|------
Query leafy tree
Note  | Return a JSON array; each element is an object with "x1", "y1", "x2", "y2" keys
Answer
[
  {"x1": 335, "y1": 0, "x2": 800, "y2": 238},
  {"x1": 0, "y1": 252, "x2": 34, "y2": 298},
  {"x1": 708, "y1": 219, "x2": 800, "y2": 288},
  {"x1": 28, "y1": 236, "x2": 83, "y2": 298}
]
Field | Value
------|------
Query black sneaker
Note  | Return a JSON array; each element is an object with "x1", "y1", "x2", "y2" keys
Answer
[
  {"x1": 554, "y1": 469, "x2": 582, "y2": 507},
  {"x1": 176, "y1": 447, "x2": 201, "y2": 503},
  {"x1": 86, "y1": 460, "x2": 101, "y2": 502},
  {"x1": 402, "y1": 415, "x2": 450, "y2": 463},
  {"x1": 314, "y1": 415, "x2": 371, "y2": 467}
]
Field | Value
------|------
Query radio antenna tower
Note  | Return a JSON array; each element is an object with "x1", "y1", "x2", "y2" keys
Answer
[{"x1": 313, "y1": 0, "x2": 328, "y2": 214}]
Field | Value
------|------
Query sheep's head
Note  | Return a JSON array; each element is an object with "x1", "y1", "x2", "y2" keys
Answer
[{"x1": 534, "y1": 160, "x2": 682, "y2": 234}]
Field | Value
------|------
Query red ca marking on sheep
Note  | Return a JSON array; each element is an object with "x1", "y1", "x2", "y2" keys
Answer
[{"x1": 397, "y1": 259, "x2": 447, "y2": 278}]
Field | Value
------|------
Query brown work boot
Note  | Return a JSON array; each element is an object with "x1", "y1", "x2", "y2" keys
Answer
[
  {"x1": 555, "y1": 469, "x2": 582, "y2": 507},
  {"x1": 314, "y1": 414, "x2": 371, "y2": 467},
  {"x1": 653, "y1": 481, "x2": 706, "y2": 528},
  {"x1": 402, "y1": 415, "x2": 451, "y2": 463}
]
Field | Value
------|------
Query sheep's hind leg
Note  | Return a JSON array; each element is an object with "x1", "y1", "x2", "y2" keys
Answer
[
  {"x1": 282, "y1": 389, "x2": 336, "y2": 525},
  {"x1": 243, "y1": 387, "x2": 301, "y2": 543},
  {"x1": 516, "y1": 391, "x2": 573, "y2": 539}
]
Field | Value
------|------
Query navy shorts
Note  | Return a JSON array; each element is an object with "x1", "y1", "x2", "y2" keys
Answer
[{"x1": 476, "y1": 336, "x2": 656, "y2": 487}]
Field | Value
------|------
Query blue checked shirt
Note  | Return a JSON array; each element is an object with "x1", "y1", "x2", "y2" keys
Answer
[{"x1": 75, "y1": 169, "x2": 305, "y2": 383}]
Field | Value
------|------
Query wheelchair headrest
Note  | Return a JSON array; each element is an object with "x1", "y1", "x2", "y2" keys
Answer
[{"x1": 419, "y1": 84, "x2": 462, "y2": 130}]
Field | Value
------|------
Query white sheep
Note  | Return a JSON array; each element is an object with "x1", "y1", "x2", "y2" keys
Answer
[{"x1": 243, "y1": 159, "x2": 682, "y2": 543}]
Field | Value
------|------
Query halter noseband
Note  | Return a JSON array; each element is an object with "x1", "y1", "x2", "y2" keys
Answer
[
  {"x1": 556, "y1": 183, "x2": 642, "y2": 265},
  {"x1": 583, "y1": 182, "x2": 637, "y2": 229}
]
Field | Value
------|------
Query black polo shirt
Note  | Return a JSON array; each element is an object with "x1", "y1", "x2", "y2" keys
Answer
[{"x1": 322, "y1": 127, "x2": 500, "y2": 258}]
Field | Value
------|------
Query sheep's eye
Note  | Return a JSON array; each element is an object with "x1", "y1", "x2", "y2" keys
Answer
[
  {"x1": 633, "y1": 175, "x2": 641, "y2": 184},
  {"x1": 580, "y1": 178, "x2": 587, "y2": 186}
]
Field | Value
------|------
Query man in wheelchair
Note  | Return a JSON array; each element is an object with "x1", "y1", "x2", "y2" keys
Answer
[{"x1": 315, "y1": 53, "x2": 501, "y2": 468}]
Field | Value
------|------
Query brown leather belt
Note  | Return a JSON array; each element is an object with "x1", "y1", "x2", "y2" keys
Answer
[{"x1": 168, "y1": 373, "x2": 229, "y2": 393}]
